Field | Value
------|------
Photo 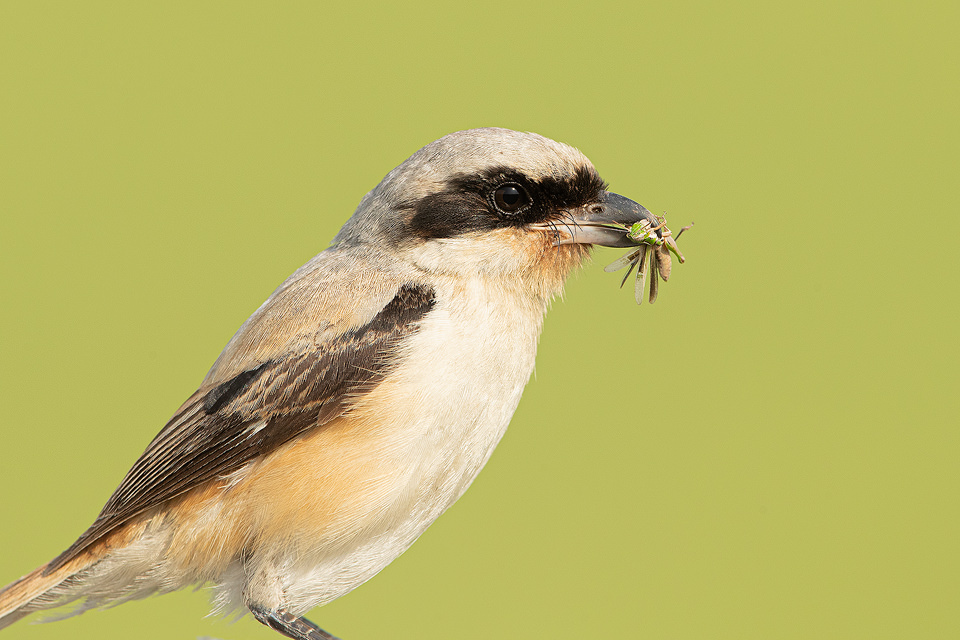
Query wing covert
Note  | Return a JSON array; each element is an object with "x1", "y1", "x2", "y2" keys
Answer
[{"x1": 46, "y1": 283, "x2": 435, "y2": 573}]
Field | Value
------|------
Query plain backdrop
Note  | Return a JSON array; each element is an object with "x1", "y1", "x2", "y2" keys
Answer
[{"x1": 1, "y1": 2, "x2": 957, "y2": 639}]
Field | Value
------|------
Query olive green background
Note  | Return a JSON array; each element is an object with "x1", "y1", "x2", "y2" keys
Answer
[{"x1": 1, "y1": 1, "x2": 957, "y2": 639}]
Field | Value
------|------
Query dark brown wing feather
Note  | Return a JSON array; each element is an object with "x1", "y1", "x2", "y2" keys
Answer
[{"x1": 46, "y1": 283, "x2": 435, "y2": 573}]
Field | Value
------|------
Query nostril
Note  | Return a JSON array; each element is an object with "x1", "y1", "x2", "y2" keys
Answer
[{"x1": 589, "y1": 204, "x2": 604, "y2": 214}]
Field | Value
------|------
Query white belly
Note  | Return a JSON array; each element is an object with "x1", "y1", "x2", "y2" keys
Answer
[{"x1": 235, "y1": 277, "x2": 548, "y2": 615}]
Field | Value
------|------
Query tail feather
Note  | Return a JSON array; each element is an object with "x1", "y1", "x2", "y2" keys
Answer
[{"x1": 0, "y1": 558, "x2": 93, "y2": 630}]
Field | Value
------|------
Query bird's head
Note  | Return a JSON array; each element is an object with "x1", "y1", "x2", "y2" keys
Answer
[{"x1": 333, "y1": 128, "x2": 660, "y2": 295}]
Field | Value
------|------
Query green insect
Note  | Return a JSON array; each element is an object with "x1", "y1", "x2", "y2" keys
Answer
[{"x1": 602, "y1": 215, "x2": 692, "y2": 305}]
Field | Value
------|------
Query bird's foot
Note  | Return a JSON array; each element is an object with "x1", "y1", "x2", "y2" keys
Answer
[{"x1": 250, "y1": 606, "x2": 342, "y2": 640}]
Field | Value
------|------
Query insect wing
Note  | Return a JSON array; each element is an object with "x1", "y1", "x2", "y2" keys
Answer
[
  {"x1": 604, "y1": 249, "x2": 641, "y2": 273},
  {"x1": 619, "y1": 257, "x2": 638, "y2": 289},
  {"x1": 648, "y1": 253, "x2": 660, "y2": 304},
  {"x1": 634, "y1": 245, "x2": 649, "y2": 305},
  {"x1": 656, "y1": 243, "x2": 672, "y2": 281}
]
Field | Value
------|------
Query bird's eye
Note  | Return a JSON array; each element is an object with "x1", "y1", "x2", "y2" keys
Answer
[{"x1": 491, "y1": 183, "x2": 530, "y2": 215}]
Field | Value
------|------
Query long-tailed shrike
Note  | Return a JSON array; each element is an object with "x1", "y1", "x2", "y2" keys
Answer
[{"x1": 0, "y1": 128, "x2": 664, "y2": 639}]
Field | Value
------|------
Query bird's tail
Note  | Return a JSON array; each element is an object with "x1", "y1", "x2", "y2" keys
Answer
[{"x1": 0, "y1": 555, "x2": 95, "y2": 630}]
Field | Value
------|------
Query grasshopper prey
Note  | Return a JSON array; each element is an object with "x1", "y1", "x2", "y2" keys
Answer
[{"x1": 602, "y1": 215, "x2": 692, "y2": 305}]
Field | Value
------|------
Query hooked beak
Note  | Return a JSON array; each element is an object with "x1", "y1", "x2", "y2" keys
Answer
[{"x1": 531, "y1": 192, "x2": 662, "y2": 248}]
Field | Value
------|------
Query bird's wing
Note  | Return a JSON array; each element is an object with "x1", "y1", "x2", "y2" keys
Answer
[{"x1": 46, "y1": 280, "x2": 436, "y2": 573}]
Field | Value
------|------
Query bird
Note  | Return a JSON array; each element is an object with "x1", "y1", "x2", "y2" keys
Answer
[{"x1": 0, "y1": 127, "x2": 663, "y2": 639}]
